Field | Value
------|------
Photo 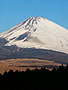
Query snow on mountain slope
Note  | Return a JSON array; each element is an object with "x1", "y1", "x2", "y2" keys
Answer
[{"x1": 0, "y1": 17, "x2": 68, "y2": 54}]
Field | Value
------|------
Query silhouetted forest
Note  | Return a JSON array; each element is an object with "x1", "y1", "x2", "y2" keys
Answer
[{"x1": 0, "y1": 65, "x2": 68, "y2": 90}]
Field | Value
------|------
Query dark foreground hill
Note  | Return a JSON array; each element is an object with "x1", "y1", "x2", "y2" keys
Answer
[
  {"x1": 0, "y1": 45, "x2": 68, "y2": 64},
  {"x1": 0, "y1": 65, "x2": 68, "y2": 90}
]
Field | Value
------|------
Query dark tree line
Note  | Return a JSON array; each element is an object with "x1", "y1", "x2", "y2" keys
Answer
[{"x1": 0, "y1": 65, "x2": 68, "y2": 90}]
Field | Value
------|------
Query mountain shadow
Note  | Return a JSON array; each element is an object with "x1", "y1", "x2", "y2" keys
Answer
[{"x1": 0, "y1": 38, "x2": 8, "y2": 46}]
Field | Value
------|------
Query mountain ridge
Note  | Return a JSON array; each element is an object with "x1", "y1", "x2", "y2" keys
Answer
[{"x1": 0, "y1": 17, "x2": 68, "y2": 64}]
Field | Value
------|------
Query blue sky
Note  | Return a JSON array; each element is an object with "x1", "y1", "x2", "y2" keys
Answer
[{"x1": 0, "y1": 0, "x2": 68, "y2": 33}]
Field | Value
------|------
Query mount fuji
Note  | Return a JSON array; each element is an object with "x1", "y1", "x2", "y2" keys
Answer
[{"x1": 0, "y1": 17, "x2": 68, "y2": 64}]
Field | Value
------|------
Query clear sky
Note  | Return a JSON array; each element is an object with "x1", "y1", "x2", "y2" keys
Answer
[{"x1": 0, "y1": 0, "x2": 68, "y2": 33}]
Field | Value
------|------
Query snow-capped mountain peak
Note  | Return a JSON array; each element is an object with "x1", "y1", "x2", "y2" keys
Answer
[{"x1": 0, "y1": 17, "x2": 68, "y2": 54}]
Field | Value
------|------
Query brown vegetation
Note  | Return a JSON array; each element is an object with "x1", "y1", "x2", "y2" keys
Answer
[{"x1": 0, "y1": 58, "x2": 65, "y2": 74}]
